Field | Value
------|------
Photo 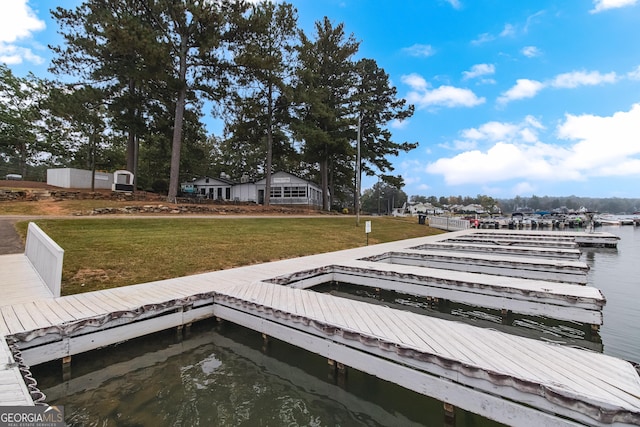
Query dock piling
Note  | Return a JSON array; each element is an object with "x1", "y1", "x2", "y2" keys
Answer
[
  {"x1": 62, "y1": 355, "x2": 71, "y2": 382},
  {"x1": 443, "y1": 402, "x2": 456, "y2": 426}
]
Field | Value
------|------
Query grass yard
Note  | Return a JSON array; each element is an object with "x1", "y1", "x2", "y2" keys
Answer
[{"x1": 17, "y1": 217, "x2": 443, "y2": 295}]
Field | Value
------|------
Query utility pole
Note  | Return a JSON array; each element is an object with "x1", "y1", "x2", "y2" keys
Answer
[{"x1": 356, "y1": 112, "x2": 361, "y2": 227}]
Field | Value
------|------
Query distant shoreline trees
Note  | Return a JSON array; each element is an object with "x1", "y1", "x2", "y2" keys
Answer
[{"x1": 408, "y1": 194, "x2": 640, "y2": 215}]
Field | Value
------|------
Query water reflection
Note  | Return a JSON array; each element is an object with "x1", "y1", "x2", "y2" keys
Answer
[
  {"x1": 314, "y1": 283, "x2": 603, "y2": 353},
  {"x1": 34, "y1": 322, "x2": 504, "y2": 427},
  {"x1": 582, "y1": 226, "x2": 640, "y2": 364}
]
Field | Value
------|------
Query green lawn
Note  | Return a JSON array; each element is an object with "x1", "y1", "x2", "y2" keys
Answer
[{"x1": 17, "y1": 217, "x2": 443, "y2": 295}]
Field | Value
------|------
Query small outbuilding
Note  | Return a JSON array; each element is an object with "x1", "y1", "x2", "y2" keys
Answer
[
  {"x1": 47, "y1": 168, "x2": 113, "y2": 189},
  {"x1": 112, "y1": 170, "x2": 135, "y2": 192}
]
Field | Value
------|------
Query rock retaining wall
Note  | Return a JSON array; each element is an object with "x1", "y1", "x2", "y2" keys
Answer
[{"x1": 85, "y1": 204, "x2": 313, "y2": 216}]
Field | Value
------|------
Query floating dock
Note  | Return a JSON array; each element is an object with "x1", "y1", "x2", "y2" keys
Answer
[
  {"x1": 361, "y1": 249, "x2": 590, "y2": 283},
  {"x1": 0, "y1": 227, "x2": 637, "y2": 426}
]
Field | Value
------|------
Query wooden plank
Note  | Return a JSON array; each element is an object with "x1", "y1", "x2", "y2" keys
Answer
[
  {"x1": 96, "y1": 289, "x2": 137, "y2": 311},
  {"x1": 377, "y1": 309, "x2": 425, "y2": 349},
  {"x1": 9, "y1": 304, "x2": 39, "y2": 333},
  {"x1": 0, "y1": 307, "x2": 25, "y2": 334},
  {"x1": 336, "y1": 298, "x2": 373, "y2": 335},
  {"x1": 65, "y1": 294, "x2": 104, "y2": 316},
  {"x1": 77, "y1": 291, "x2": 121, "y2": 314},
  {"x1": 31, "y1": 300, "x2": 66, "y2": 325},
  {"x1": 20, "y1": 301, "x2": 53, "y2": 331},
  {"x1": 299, "y1": 289, "x2": 318, "y2": 320},
  {"x1": 53, "y1": 297, "x2": 88, "y2": 320}
]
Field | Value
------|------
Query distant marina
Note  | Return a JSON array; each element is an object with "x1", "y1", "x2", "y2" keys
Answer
[{"x1": 442, "y1": 212, "x2": 640, "y2": 230}]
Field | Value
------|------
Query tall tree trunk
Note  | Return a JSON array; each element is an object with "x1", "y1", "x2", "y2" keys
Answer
[
  {"x1": 90, "y1": 128, "x2": 96, "y2": 192},
  {"x1": 265, "y1": 82, "x2": 273, "y2": 206},
  {"x1": 329, "y1": 157, "x2": 335, "y2": 210},
  {"x1": 321, "y1": 156, "x2": 329, "y2": 211},
  {"x1": 126, "y1": 78, "x2": 136, "y2": 175},
  {"x1": 167, "y1": 38, "x2": 188, "y2": 203},
  {"x1": 19, "y1": 143, "x2": 27, "y2": 179}
]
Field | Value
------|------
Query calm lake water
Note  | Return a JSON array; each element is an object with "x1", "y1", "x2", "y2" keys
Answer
[
  {"x1": 32, "y1": 225, "x2": 640, "y2": 426},
  {"x1": 582, "y1": 225, "x2": 640, "y2": 365}
]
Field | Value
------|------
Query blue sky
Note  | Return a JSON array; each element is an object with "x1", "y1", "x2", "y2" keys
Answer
[{"x1": 2, "y1": 0, "x2": 640, "y2": 199}]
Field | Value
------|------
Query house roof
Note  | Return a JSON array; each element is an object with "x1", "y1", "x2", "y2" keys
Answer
[{"x1": 190, "y1": 176, "x2": 235, "y2": 186}]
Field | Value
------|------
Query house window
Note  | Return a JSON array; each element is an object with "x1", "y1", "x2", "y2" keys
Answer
[
  {"x1": 270, "y1": 187, "x2": 282, "y2": 197},
  {"x1": 283, "y1": 186, "x2": 306, "y2": 197}
]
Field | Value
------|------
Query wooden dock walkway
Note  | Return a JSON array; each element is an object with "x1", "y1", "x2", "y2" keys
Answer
[
  {"x1": 267, "y1": 260, "x2": 604, "y2": 324},
  {"x1": 412, "y1": 241, "x2": 583, "y2": 259},
  {"x1": 362, "y1": 249, "x2": 590, "y2": 283},
  {"x1": 0, "y1": 254, "x2": 55, "y2": 304},
  {"x1": 0, "y1": 227, "x2": 637, "y2": 426}
]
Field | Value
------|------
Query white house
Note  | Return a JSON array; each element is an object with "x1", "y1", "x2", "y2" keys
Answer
[
  {"x1": 182, "y1": 174, "x2": 235, "y2": 200},
  {"x1": 255, "y1": 171, "x2": 323, "y2": 208},
  {"x1": 181, "y1": 171, "x2": 324, "y2": 209},
  {"x1": 407, "y1": 202, "x2": 443, "y2": 216}
]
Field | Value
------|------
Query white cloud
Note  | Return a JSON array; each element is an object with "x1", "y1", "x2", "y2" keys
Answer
[
  {"x1": 497, "y1": 79, "x2": 545, "y2": 105},
  {"x1": 462, "y1": 63, "x2": 495, "y2": 80},
  {"x1": 590, "y1": 0, "x2": 638, "y2": 13},
  {"x1": 452, "y1": 139, "x2": 478, "y2": 150},
  {"x1": 557, "y1": 103, "x2": 640, "y2": 174},
  {"x1": 472, "y1": 12, "x2": 542, "y2": 46},
  {"x1": 521, "y1": 46, "x2": 541, "y2": 58},
  {"x1": 402, "y1": 44, "x2": 436, "y2": 57},
  {"x1": 500, "y1": 24, "x2": 516, "y2": 37},
  {"x1": 0, "y1": 0, "x2": 45, "y2": 65},
  {"x1": 524, "y1": 11, "x2": 546, "y2": 33},
  {"x1": 0, "y1": 1, "x2": 45, "y2": 43},
  {"x1": 402, "y1": 74, "x2": 485, "y2": 109},
  {"x1": 512, "y1": 182, "x2": 536, "y2": 195},
  {"x1": 408, "y1": 85, "x2": 485, "y2": 109},
  {"x1": 0, "y1": 43, "x2": 44, "y2": 65},
  {"x1": 628, "y1": 65, "x2": 640, "y2": 80},
  {"x1": 425, "y1": 104, "x2": 640, "y2": 187},
  {"x1": 390, "y1": 118, "x2": 409, "y2": 129},
  {"x1": 471, "y1": 33, "x2": 495, "y2": 45},
  {"x1": 401, "y1": 73, "x2": 428, "y2": 91},
  {"x1": 445, "y1": 0, "x2": 462, "y2": 10},
  {"x1": 497, "y1": 70, "x2": 619, "y2": 105},
  {"x1": 551, "y1": 70, "x2": 617, "y2": 88}
]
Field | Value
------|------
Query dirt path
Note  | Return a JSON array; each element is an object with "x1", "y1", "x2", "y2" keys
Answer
[{"x1": 0, "y1": 218, "x2": 23, "y2": 254}]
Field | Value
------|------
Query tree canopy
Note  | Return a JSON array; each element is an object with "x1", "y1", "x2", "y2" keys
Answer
[{"x1": 2, "y1": 1, "x2": 418, "y2": 209}]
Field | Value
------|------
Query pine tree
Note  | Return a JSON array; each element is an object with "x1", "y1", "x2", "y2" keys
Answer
[
  {"x1": 293, "y1": 17, "x2": 359, "y2": 210},
  {"x1": 229, "y1": 1, "x2": 298, "y2": 204}
]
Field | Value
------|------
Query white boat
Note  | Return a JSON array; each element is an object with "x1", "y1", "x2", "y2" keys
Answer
[{"x1": 595, "y1": 214, "x2": 621, "y2": 226}]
